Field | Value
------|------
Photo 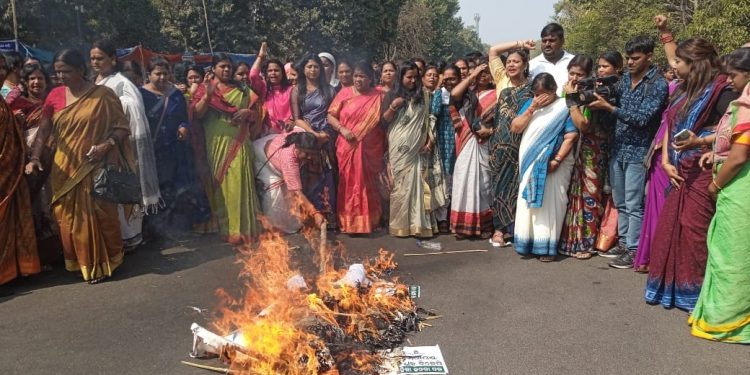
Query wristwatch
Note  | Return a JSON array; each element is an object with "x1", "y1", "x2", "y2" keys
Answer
[{"x1": 106, "y1": 137, "x2": 116, "y2": 147}]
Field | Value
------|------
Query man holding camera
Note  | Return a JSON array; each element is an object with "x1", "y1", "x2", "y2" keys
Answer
[{"x1": 588, "y1": 36, "x2": 669, "y2": 268}]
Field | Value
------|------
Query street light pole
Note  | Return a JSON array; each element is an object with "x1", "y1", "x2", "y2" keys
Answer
[
  {"x1": 201, "y1": 0, "x2": 214, "y2": 54},
  {"x1": 74, "y1": 5, "x2": 84, "y2": 53},
  {"x1": 10, "y1": 0, "x2": 19, "y2": 50}
]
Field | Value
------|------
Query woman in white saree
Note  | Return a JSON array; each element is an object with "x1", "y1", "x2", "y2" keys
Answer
[{"x1": 510, "y1": 73, "x2": 579, "y2": 262}]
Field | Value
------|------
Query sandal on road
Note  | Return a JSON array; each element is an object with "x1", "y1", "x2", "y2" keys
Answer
[
  {"x1": 489, "y1": 232, "x2": 507, "y2": 247},
  {"x1": 574, "y1": 252, "x2": 594, "y2": 260},
  {"x1": 88, "y1": 276, "x2": 108, "y2": 285},
  {"x1": 538, "y1": 255, "x2": 555, "y2": 262}
]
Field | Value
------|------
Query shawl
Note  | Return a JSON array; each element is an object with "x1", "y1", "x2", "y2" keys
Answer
[
  {"x1": 318, "y1": 52, "x2": 340, "y2": 87},
  {"x1": 189, "y1": 82, "x2": 258, "y2": 187},
  {"x1": 98, "y1": 72, "x2": 162, "y2": 212},
  {"x1": 668, "y1": 74, "x2": 730, "y2": 166}
]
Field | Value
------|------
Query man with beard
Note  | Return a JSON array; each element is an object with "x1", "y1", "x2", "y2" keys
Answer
[{"x1": 529, "y1": 23, "x2": 575, "y2": 95}]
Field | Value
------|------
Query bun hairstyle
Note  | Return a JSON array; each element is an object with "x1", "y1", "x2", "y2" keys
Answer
[
  {"x1": 502, "y1": 48, "x2": 530, "y2": 77},
  {"x1": 146, "y1": 56, "x2": 171, "y2": 74},
  {"x1": 725, "y1": 47, "x2": 750, "y2": 73},
  {"x1": 53, "y1": 49, "x2": 88, "y2": 78},
  {"x1": 282, "y1": 132, "x2": 320, "y2": 150},
  {"x1": 532, "y1": 72, "x2": 557, "y2": 93},
  {"x1": 567, "y1": 54, "x2": 594, "y2": 76},
  {"x1": 212, "y1": 52, "x2": 234, "y2": 69},
  {"x1": 353, "y1": 60, "x2": 375, "y2": 86},
  {"x1": 91, "y1": 39, "x2": 121, "y2": 72},
  {"x1": 599, "y1": 51, "x2": 624, "y2": 75}
]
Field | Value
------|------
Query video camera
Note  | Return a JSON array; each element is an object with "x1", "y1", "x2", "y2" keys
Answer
[{"x1": 570, "y1": 75, "x2": 619, "y2": 106}]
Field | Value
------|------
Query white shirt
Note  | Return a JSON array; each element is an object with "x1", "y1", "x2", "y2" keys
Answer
[{"x1": 529, "y1": 51, "x2": 576, "y2": 96}]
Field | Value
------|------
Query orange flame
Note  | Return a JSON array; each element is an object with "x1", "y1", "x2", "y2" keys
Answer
[{"x1": 211, "y1": 196, "x2": 417, "y2": 374}]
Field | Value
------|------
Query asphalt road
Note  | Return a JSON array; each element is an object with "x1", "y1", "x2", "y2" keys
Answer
[{"x1": 1, "y1": 232, "x2": 748, "y2": 374}]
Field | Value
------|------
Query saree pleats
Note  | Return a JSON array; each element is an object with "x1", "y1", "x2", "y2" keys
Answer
[
  {"x1": 333, "y1": 88, "x2": 385, "y2": 234},
  {"x1": 49, "y1": 86, "x2": 129, "y2": 281},
  {"x1": 200, "y1": 88, "x2": 260, "y2": 241},
  {"x1": 0, "y1": 98, "x2": 40, "y2": 285}
]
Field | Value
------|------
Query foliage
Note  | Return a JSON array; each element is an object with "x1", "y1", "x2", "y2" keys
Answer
[
  {"x1": 1, "y1": 0, "x2": 481, "y2": 63},
  {"x1": 554, "y1": 0, "x2": 750, "y2": 63}
]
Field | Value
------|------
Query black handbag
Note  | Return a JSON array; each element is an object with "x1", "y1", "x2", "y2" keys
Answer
[{"x1": 92, "y1": 143, "x2": 142, "y2": 205}]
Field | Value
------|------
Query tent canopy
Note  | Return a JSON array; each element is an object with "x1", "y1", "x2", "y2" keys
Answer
[{"x1": 1, "y1": 39, "x2": 255, "y2": 67}]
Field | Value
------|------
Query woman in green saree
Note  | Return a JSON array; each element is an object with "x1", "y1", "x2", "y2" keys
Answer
[
  {"x1": 689, "y1": 48, "x2": 750, "y2": 343},
  {"x1": 190, "y1": 54, "x2": 261, "y2": 244}
]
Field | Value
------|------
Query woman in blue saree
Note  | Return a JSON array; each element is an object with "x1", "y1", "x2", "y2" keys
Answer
[
  {"x1": 291, "y1": 53, "x2": 337, "y2": 227},
  {"x1": 139, "y1": 57, "x2": 212, "y2": 236}
]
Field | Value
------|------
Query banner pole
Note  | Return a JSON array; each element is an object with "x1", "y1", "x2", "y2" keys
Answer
[{"x1": 11, "y1": 0, "x2": 19, "y2": 51}]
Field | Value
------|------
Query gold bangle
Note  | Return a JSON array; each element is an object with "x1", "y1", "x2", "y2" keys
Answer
[{"x1": 712, "y1": 180, "x2": 723, "y2": 191}]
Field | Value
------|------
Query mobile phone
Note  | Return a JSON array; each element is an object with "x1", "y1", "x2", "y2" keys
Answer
[{"x1": 673, "y1": 129, "x2": 691, "y2": 142}]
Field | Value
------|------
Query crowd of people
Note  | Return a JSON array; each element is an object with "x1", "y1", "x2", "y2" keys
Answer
[{"x1": 1, "y1": 14, "x2": 749, "y2": 344}]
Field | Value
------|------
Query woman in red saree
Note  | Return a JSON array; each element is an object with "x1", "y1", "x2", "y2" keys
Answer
[
  {"x1": 328, "y1": 61, "x2": 386, "y2": 234},
  {"x1": 0, "y1": 82, "x2": 39, "y2": 287}
]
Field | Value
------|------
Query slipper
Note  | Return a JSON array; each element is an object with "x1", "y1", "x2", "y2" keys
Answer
[
  {"x1": 488, "y1": 238, "x2": 512, "y2": 248},
  {"x1": 538, "y1": 256, "x2": 555, "y2": 262},
  {"x1": 88, "y1": 276, "x2": 108, "y2": 285},
  {"x1": 574, "y1": 252, "x2": 593, "y2": 260}
]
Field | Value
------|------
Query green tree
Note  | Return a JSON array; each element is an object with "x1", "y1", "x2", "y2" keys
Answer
[
  {"x1": 2, "y1": 0, "x2": 482, "y2": 64},
  {"x1": 554, "y1": 0, "x2": 750, "y2": 62}
]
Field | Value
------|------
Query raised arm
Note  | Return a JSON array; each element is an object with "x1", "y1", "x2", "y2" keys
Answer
[
  {"x1": 655, "y1": 15, "x2": 677, "y2": 69},
  {"x1": 489, "y1": 40, "x2": 536, "y2": 60},
  {"x1": 451, "y1": 63, "x2": 487, "y2": 102},
  {"x1": 248, "y1": 42, "x2": 268, "y2": 96}
]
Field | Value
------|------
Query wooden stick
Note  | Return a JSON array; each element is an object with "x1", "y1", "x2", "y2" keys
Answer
[
  {"x1": 423, "y1": 315, "x2": 443, "y2": 320},
  {"x1": 403, "y1": 249, "x2": 488, "y2": 256},
  {"x1": 319, "y1": 221, "x2": 327, "y2": 273},
  {"x1": 181, "y1": 361, "x2": 233, "y2": 374}
]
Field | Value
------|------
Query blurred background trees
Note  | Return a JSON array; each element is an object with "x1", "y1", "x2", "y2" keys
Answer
[
  {"x1": 554, "y1": 0, "x2": 750, "y2": 63},
  {"x1": 1, "y1": 0, "x2": 485, "y2": 62}
]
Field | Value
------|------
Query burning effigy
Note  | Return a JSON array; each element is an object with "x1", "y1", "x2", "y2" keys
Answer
[{"x1": 187, "y1": 197, "x2": 427, "y2": 374}]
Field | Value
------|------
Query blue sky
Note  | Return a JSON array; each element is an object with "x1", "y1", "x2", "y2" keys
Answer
[{"x1": 457, "y1": 0, "x2": 559, "y2": 43}]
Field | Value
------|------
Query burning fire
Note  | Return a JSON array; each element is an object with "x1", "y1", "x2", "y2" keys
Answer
[{"x1": 208, "y1": 195, "x2": 419, "y2": 374}]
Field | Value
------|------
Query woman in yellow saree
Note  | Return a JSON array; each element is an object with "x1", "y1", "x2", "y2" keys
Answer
[
  {"x1": 26, "y1": 49, "x2": 130, "y2": 284},
  {"x1": 190, "y1": 54, "x2": 260, "y2": 244}
]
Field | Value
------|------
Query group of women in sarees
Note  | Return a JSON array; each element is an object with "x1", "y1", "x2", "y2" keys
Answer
[{"x1": 2, "y1": 32, "x2": 750, "y2": 344}]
